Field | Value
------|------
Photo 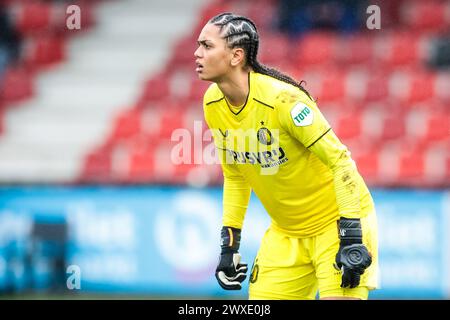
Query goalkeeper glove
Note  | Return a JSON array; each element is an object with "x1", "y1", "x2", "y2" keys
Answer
[
  {"x1": 215, "y1": 226, "x2": 248, "y2": 290},
  {"x1": 334, "y1": 218, "x2": 372, "y2": 289}
]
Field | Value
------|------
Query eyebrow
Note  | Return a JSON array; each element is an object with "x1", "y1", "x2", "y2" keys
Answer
[{"x1": 197, "y1": 40, "x2": 212, "y2": 46}]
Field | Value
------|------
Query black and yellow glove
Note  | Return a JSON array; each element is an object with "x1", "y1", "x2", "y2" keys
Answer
[
  {"x1": 334, "y1": 218, "x2": 372, "y2": 288},
  {"x1": 215, "y1": 226, "x2": 248, "y2": 290}
]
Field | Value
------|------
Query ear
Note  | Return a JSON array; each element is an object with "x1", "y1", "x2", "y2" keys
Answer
[{"x1": 230, "y1": 48, "x2": 245, "y2": 67}]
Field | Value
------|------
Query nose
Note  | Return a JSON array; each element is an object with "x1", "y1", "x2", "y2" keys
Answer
[{"x1": 194, "y1": 46, "x2": 201, "y2": 58}]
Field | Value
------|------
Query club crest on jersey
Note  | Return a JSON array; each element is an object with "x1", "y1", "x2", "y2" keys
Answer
[
  {"x1": 291, "y1": 102, "x2": 313, "y2": 127},
  {"x1": 257, "y1": 127, "x2": 273, "y2": 145}
]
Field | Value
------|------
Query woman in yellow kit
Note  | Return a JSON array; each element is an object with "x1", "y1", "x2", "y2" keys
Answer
[{"x1": 194, "y1": 12, "x2": 379, "y2": 300}]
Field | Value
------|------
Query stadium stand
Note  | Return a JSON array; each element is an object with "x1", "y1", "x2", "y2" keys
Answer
[
  {"x1": 0, "y1": 0, "x2": 448, "y2": 188},
  {"x1": 0, "y1": 0, "x2": 206, "y2": 183}
]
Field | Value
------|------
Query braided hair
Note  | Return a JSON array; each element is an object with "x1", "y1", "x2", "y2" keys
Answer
[{"x1": 210, "y1": 12, "x2": 313, "y2": 101}]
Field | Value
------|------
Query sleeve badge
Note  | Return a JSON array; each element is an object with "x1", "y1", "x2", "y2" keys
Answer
[{"x1": 290, "y1": 102, "x2": 314, "y2": 127}]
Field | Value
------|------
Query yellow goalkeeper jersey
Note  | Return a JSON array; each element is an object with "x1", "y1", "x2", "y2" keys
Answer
[{"x1": 203, "y1": 71, "x2": 375, "y2": 238}]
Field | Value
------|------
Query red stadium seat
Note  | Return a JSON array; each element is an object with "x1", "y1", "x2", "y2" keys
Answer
[
  {"x1": 158, "y1": 110, "x2": 186, "y2": 140},
  {"x1": 344, "y1": 69, "x2": 367, "y2": 101},
  {"x1": 401, "y1": 1, "x2": 448, "y2": 33},
  {"x1": 170, "y1": 127, "x2": 214, "y2": 184},
  {"x1": 170, "y1": 37, "x2": 198, "y2": 69},
  {"x1": 398, "y1": 146, "x2": 425, "y2": 182},
  {"x1": 333, "y1": 112, "x2": 362, "y2": 140},
  {"x1": 406, "y1": 109, "x2": 449, "y2": 145},
  {"x1": 337, "y1": 34, "x2": 374, "y2": 65},
  {"x1": 360, "y1": 105, "x2": 384, "y2": 141},
  {"x1": 23, "y1": 35, "x2": 66, "y2": 68},
  {"x1": 353, "y1": 148, "x2": 379, "y2": 183},
  {"x1": 167, "y1": 114, "x2": 214, "y2": 185},
  {"x1": 403, "y1": 98, "x2": 444, "y2": 113},
  {"x1": 376, "y1": 32, "x2": 420, "y2": 67},
  {"x1": 128, "y1": 146, "x2": 155, "y2": 182},
  {"x1": 109, "y1": 109, "x2": 142, "y2": 143},
  {"x1": 316, "y1": 70, "x2": 346, "y2": 103},
  {"x1": 173, "y1": 162, "x2": 197, "y2": 183},
  {"x1": 388, "y1": 71, "x2": 435, "y2": 104},
  {"x1": 139, "y1": 107, "x2": 163, "y2": 137},
  {"x1": 405, "y1": 109, "x2": 425, "y2": 144},
  {"x1": 81, "y1": 147, "x2": 112, "y2": 182},
  {"x1": 188, "y1": 78, "x2": 210, "y2": 102},
  {"x1": 258, "y1": 33, "x2": 289, "y2": 66},
  {"x1": 424, "y1": 145, "x2": 449, "y2": 186},
  {"x1": 406, "y1": 72, "x2": 436, "y2": 104},
  {"x1": 0, "y1": 66, "x2": 34, "y2": 104},
  {"x1": 423, "y1": 112, "x2": 450, "y2": 142},
  {"x1": 379, "y1": 110, "x2": 406, "y2": 142},
  {"x1": 377, "y1": 144, "x2": 398, "y2": 186},
  {"x1": 294, "y1": 32, "x2": 337, "y2": 66},
  {"x1": 363, "y1": 71, "x2": 389, "y2": 102},
  {"x1": 14, "y1": 1, "x2": 52, "y2": 35},
  {"x1": 434, "y1": 72, "x2": 450, "y2": 103},
  {"x1": 183, "y1": 107, "x2": 205, "y2": 137},
  {"x1": 152, "y1": 142, "x2": 177, "y2": 182},
  {"x1": 140, "y1": 76, "x2": 170, "y2": 102}
]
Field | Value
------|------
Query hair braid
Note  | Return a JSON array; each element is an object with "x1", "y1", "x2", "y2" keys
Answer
[{"x1": 210, "y1": 12, "x2": 313, "y2": 101}]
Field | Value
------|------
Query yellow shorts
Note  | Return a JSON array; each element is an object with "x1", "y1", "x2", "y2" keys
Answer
[{"x1": 248, "y1": 211, "x2": 379, "y2": 300}]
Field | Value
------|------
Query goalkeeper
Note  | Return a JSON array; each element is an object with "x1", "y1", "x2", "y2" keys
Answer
[{"x1": 196, "y1": 13, "x2": 378, "y2": 300}]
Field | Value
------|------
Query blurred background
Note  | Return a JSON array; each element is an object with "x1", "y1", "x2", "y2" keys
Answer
[{"x1": 0, "y1": 0, "x2": 449, "y2": 299}]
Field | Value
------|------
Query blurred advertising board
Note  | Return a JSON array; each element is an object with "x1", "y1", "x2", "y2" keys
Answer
[{"x1": 0, "y1": 186, "x2": 449, "y2": 298}]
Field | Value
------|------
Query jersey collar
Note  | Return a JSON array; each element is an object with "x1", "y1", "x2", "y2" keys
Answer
[{"x1": 223, "y1": 71, "x2": 255, "y2": 122}]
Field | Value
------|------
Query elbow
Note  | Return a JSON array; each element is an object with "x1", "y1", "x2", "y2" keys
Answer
[{"x1": 330, "y1": 149, "x2": 354, "y2": 171}]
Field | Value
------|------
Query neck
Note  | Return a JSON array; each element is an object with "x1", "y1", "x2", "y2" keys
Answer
[{"x1": 217, "y1": 69, "x2": 250, "y2": 107}]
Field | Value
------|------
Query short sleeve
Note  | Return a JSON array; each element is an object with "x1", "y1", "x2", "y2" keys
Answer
[{"x1": 277, "y1": 91, "x2": 331, "y2": 148}]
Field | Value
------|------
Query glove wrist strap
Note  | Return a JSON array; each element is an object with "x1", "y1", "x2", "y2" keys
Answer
[
  {"x1": 220, "y1": 226, "x2": 241, "y2": 254},
  {"x1": 338, "y1": 218, "x2": 362, "y2": 245}
]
